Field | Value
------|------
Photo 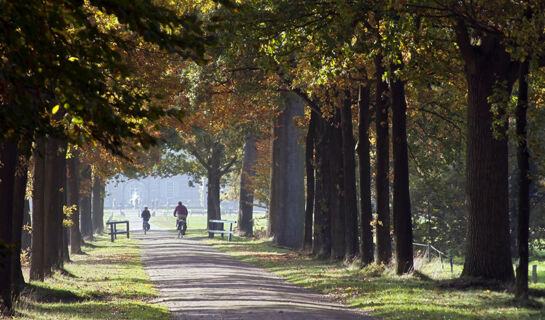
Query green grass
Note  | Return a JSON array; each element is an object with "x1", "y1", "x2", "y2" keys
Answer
[
  {"x1": 13, "y1": 236, "x2": 169, "y2": 320},
  {"x1": 205, "y1": 235, "x2": 545, "y2": 320},
  {"x1": 149, "y1": 213, "x2": 268, "y2": 238}
]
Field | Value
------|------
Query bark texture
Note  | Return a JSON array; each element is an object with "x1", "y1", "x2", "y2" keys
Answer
[
  {"x1": 92, "y1": 176, "x2": 104, "y2": 234},
  {"x1": 11, "y1": 145, "x2": 29, "y2": 293},
  {"x1": 456, "y1": 23, "x2": 516, "y2": 282},
  {"x1": 43, "y1": 138, "x2": 66, "y2": 271},
  {"x1": 0, "y1": 140, "x2": 18, "y2": 312},
  {"x1": 303, "y1": 112, "x2": 316, "y2": 251},
  {"x1": 238, "y1": 136, "x2": 257, "y2": 236},
  {"x1": 375, "y1": 54, "x2": 392, "y2": 264},
  {"x1": 30, "y1": 138, "x2": 46, "y2": 281},
  {"x1": 79, "y1": 165, "x2": 93, "y2": 240},
  {"x1": 329, "y1": 114, "x2": 345, "y2": 260},
  {"x1": 313, "y1": 115, "x2": 332, "y2": 258},
  {"x1": 358, "y1": 84, "x2": 374, "y2": 265},
  {"x1": 207, "y1": 168, "x2": 221, "y2": 236},
  {"x1": 391, "y1": 67, "x2": 414, "y2": 274},
  {"x1": 340, "y1": 92, "x2": 359, "y2": 259},
  {"x1": 268, "y1": 91, "x2": 305, "y2": 249},
  {"x1": 67, "y1": 151, "x2": 82, "y2": 254},
  {"x1": 515, "y1": 61, "x2": 530, "y2": 299}
]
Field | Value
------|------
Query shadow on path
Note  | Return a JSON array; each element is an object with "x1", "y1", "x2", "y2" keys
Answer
[{"x1": 136, "y1": 229, "x2": 372, "y2": 320}]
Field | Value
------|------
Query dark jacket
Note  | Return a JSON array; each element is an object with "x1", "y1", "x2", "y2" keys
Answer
[{"x1": 141, "y1": 209, "x2": 151, "y2": 221}]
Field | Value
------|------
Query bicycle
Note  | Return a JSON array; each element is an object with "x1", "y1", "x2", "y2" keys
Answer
[
  {"x1": 143, "y1": 220, "x2": 150, "y2": 234},
  {"x1": 176, "y1": 218, "x2": 187, "y2": 239}
]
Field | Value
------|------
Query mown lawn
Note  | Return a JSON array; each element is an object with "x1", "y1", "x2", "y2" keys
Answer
[
  {"x1": 149, "y1": 213, "x2": 268, "y2": 236},
  {"x1": 206, "y1": 235, "x2": 545, "y2": 320},
  {"x1": 13, "y1": 236, "x2": 168, "y2": 320}
]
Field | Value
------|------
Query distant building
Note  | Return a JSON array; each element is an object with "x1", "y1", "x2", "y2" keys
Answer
[
  {"x1": 104, "y1": 175, "x2": 238, "y2": 212},
  {"x1": 105, "y1": 175, "x2": 203, "y2": 210}
]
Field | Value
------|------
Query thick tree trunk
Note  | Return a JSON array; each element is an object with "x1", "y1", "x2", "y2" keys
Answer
[
  {"x1": 391, "y1": 67, "x2": 414, "y2": 275},
  {"x1": 44, "y1": 138, "x2": 66, "y2": 271},
  {"x1": 358, "y1": 84, "x2": 374, "y2": 265},
  {"x1": 0, "y1": 140, "x2": 18, "y2": 312},
  {"x1": 238, "y1": 136, "x2": 257, "y2": 236},
  {"x1": 340, "y1": 92, "x2": 359, "y2": 259},
  {"x1": 456, "y1": 25, "x2": 516, "y2": 282},
  {"x1": 375, "y1": 54, "x2": 392, "y2": 264},
  {"x1": 30, "y1": 138, "x2": 46, "y2": 281},
  {"x1": 268, "y1": 91, "x2": 305, "y2": 249},
  {"x1": 79, "y1": 165, "x2": 93, "y2": 240},
  {"x1": 303, "y1": 111, "x2": 316, "y2": 251},
  {"x1": 515, "y1": 61, "x2": 530, "y2": 300},
  {"x1": 329, "y1": 112, "x2": 345, "y2": 260},
  {"x1": 313, "y1": 115, "x2": 332, "y2": 258},
  {"x1": 92, "y1": 175, "x2": 104, "y2": 234},
  {"x1": 67, "y1": 151, "x2": 82, "y2": 254}
]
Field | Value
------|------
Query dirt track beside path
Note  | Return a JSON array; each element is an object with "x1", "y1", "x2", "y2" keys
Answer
[{"x1": 137, "y1": 230, "x2": 373, "y2": 320}]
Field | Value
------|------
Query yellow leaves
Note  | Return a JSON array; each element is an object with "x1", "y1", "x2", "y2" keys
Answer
[
  {"x1": 68, "y1": 56, "x2": 79, "y2": 62},
  {"x1": 52, "y1": 104, "x2": 60, "y2": 114}
]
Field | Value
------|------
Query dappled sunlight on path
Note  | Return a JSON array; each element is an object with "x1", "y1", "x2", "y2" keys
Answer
[{"x1": 135, "y1": 230, "x2": 372, "y2": 319}]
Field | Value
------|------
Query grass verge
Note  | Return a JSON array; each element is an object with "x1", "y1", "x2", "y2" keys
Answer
[
  {"x1": 206, "y1": 235, "x2": 545, "y2": 320},
  {"x1": 13, "y1": 236, "x2": 168, "y2": 320}
]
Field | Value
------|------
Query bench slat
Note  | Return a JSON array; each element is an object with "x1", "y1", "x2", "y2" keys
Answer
[{"x1": 208, "y1": 230, "x2": 233, "y2": 234}]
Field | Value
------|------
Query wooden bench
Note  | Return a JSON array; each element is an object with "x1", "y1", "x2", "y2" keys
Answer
[
  {"x1": 208, "y1": 219, "x2": 236, "y2": 241},
  {"x1": 106, "y1": 220, "x2": 130, "y2": 242}
]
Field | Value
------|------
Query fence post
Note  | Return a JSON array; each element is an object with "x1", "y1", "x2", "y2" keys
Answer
[
  {"x1": 533, "y1": 265, "x2": 538, "y2": 284},
  {"x1": 450, "y1": 256, "x2": 453, "y2": 273}
]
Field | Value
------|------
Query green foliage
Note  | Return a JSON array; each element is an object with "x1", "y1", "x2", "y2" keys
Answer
[{"x1": 0, "y1": 0, "x2": 219, "y2": 154}]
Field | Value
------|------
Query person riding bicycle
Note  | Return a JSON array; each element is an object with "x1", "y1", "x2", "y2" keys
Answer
[
  {"x1": 141, "y1": 207, "x2": 151, "y2": 231},
  {"x1": 173, "y1": 201, "x2": 188, "y2": 235}
]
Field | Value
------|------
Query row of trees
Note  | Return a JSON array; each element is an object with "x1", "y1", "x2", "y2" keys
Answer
[
  {"x1": 0, "y1": 0, "x2": 226, "y2": 314},
  {"x1": 159, "y1": 0, "x2": 545, "y2": 303},
  {"x1": 3, "y1": 0, "x2": 545, "y2": 314}
]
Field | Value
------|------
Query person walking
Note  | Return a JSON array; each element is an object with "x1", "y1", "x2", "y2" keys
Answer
[{"x1": 141, "y1": 206, "x2": 151, "y2": 233}]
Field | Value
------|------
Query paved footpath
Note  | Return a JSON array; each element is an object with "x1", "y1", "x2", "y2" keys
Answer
[{"x1": 135, "y1": 229, "x2": 373, "y2": 320}]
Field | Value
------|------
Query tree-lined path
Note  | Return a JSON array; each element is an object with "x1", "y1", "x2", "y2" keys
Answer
[{"x1": 136, "y1": 230, "x2": 371, "y2": 320}]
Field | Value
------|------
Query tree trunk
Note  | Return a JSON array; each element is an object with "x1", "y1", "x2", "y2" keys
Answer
[
  {"x1": 79, "y1": 165, "x2": 93, "y2": 240},
  {"x1": 268, "y1": 91, "x2": 305, "y2": 249},
  {"x1": 44, "y1": 138, "x2": 66, "y2": 271},
  {"x1": 391, "y1": 66, "x2": 414, "y2": 275},
  {"x1": 515, "y1": 61, "x2": 530, "y2": 300},
  {"x1": 456, "y1": 25, "x2": 516, "y2": 282},
  {"x1": 303, "y1": 111, "x2": 316, "y2": 251},
  {"x1": 11, "y1": 144, "x2": 30, "y2": 294},
  {"x1": 313, "y1": 115, "x2": 332, "y2": 258},
  {"x1": 358, "y1": 84, "x2": 374, "y2": 265},
  {"x1": 92, "y1": 175, "x2": 104, "y2": 234},
  {"x1": 0, "y1": 140, "x2": 18, "y2": 312},
  {"x1": 30, "y1": 138, "x2": 46, "y2": 281},
  {"x1": 58, "y1": 150, "x2": 69, "y2": 263},
  {"x1": 329, "y1": 111, "x2": 345, "y2": 260},
  {"x1": 375, "y1": 54, "x2": 392, "y2": 264},
  {"x1": 207, "y1": 168, "x2": 222, "y2": 236},
  {"x1": 340, "y1": 91, "x2": 359, "y2": 259},
  {"x1": 238, "y1": 136, "x2": 257, "y2": 236},
  {"x1": 99, "y1": 183, "x2": 105, "y2": 234},
  {"x1": 67, "y1": 150, "x2": 82, "y2": 254}
]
